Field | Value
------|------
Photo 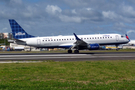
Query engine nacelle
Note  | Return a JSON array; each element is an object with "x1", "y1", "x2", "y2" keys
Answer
[{"x1": 88, "y1": 43, "x2": 100, "y2": 50}]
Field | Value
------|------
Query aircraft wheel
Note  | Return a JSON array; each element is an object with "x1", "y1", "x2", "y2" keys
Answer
[
  {"x1": 116, "y1": 48, "x2": 119, "y2": 51},
  {"x1": 74, "y1": 50, "x2": 79, "y2": 53},
  {"x1": 68, "y1": 50, "x2": 72, "y2": 53}
]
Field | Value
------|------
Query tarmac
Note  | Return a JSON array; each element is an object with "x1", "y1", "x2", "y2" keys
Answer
[{"x1": 0, "y1": 52, "x2": 135, "y2": 62}]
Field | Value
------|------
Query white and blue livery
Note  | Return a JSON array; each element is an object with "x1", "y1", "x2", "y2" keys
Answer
[{"x1": 9, "y1": 19, "x2": 130, "y2": 53}]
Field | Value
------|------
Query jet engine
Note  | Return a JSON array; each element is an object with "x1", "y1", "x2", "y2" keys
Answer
[{"x1": 87, "y1": 43, "x2": 100, "y2": 50}]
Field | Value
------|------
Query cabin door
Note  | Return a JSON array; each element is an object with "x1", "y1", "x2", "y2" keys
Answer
[
  {"x1": 115, "y1": 35, "x2": 119, "y2": 41},
  {"x1": 37, "y1": 39, "x2": 41, "y2": 45}
]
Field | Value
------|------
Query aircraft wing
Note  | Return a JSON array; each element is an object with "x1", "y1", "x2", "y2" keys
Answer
[
  {"x1": 74, "y1": 33, "x2": 87, "y2": 45},
  {"x1": 70, "y1": 33, "x2": 89, "y2": 50}
]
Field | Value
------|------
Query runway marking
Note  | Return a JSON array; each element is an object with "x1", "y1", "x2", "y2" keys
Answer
[
  {"x1": 99, "y1": 56, "x2": 135, "y2": 57},
  {"x1": 0, "y1": 61, "x2": 43, "y2": 63},
  {"x1": 0, "y1": 52, "x2": 135, "y2": 61},
  {"x1": 0, "y1": 54, "x2": 87, "y2": 57},
  {"x1": 0, "y1": 55, "x2": 135, "y2": 60}
]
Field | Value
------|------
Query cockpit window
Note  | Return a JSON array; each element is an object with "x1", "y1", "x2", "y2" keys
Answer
[{"x1": 121, "y1": 35, "x2": 125, "y2": 38}]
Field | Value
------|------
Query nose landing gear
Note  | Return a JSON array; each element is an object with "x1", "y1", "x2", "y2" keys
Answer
[{"x1": 116, "y1": 45, "x2": 119, "y2": 51}]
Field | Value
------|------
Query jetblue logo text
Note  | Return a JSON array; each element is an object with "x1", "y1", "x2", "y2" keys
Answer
[{"x1": 15, "y1": 32, "x2": 25, "y2": 36}]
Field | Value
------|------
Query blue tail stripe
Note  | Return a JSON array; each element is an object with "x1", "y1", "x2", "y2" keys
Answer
[{"x1": 9, "y1": 19, "x2": 35, "y2": 39}]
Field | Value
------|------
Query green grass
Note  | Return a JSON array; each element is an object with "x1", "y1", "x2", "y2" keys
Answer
[{"x1": 0, "y1": 60, "x2": 135, "y2": 90}]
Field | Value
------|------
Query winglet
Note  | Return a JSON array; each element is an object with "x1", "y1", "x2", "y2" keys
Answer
[
  {"x1": 73, "y1": 33, "x2": 81, "y2": 40},
  {"x1": 125, "y1": 34, "x2": 130, "y2": 41}
]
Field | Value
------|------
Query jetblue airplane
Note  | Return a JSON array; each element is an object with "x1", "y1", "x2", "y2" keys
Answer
[{"x1": 9, "y1": 19, "x2": 130, "y2": 53}]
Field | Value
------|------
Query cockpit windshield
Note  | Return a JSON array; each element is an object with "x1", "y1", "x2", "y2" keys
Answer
[{"x1": 121, "y1": 35, "x2": 125, "y2": 38}]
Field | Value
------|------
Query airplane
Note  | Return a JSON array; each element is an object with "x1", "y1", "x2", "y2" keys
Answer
[
  {"x1": 127, "y1": 40, "x2": 135, "y2": 46},
  {"x1": 8, "y1": 19, "x2": 130, "y2": 53}
]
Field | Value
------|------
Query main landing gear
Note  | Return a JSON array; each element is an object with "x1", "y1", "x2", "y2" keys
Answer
[
  {"x1": 74, "y1": 50, "x2": 79, "y2": 53},
  {"x1": 68, "y1": 50, "x2": 72, "y2": 53},
  {"x1": 68, "y1": 50, "x2": 79, "y2": 53}
]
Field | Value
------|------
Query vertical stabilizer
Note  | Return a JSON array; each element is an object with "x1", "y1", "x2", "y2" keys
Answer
[
  {"x1": 9, "y1": 19, "x2": 35, "y2": 39},
  {"x1": 126, "y1": 34, "x2": 130, "y2": 41}
]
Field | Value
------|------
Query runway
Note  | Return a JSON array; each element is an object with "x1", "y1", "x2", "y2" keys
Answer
[{"x1": 0, "y1": 52, "x2": 135, "y2": 61}]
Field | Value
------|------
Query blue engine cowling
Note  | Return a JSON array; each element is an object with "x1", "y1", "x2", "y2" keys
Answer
[{"x1": 88, "y1": 43, "x2": 100, "y2": 50}]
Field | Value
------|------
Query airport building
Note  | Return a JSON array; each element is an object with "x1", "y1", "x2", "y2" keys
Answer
[{"x1": 0, "y1": 33, "x2": 13, "y2": 39}]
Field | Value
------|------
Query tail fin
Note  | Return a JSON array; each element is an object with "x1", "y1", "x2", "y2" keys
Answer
[
  {"x1": 9, "y1": 19, "x2": 35, "y2": 39},
  {"x1": 126, "y1": 34, "x2": 130, "y2": 41}
]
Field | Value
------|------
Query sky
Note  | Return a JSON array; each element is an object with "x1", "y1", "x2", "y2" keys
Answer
[{"x1": 0, "y1": 0, "x2": 135, "y2": 39}]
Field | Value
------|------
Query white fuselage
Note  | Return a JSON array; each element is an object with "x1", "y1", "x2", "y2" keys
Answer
[{"x1": 18, "y1": 34, "x2": 129, "y2": 48}]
